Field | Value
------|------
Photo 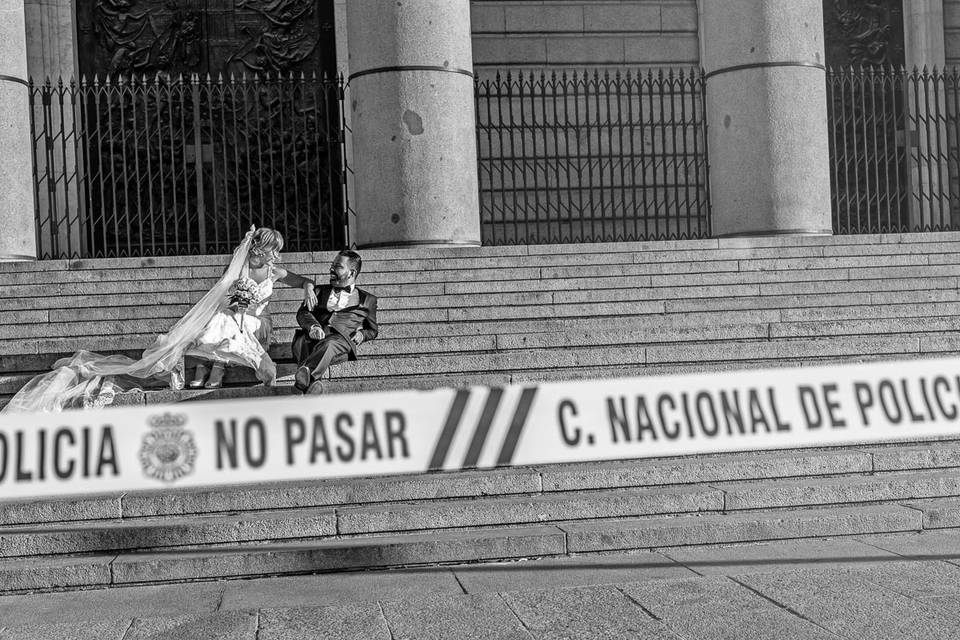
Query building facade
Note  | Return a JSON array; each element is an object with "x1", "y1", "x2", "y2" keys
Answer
[{"x1": 1, "y1": 0, "x2": 955, "y2": 261}]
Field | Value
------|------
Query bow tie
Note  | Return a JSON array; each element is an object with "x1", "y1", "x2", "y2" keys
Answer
[{"x1": 332, "y1": 285, "x2": 353, "y2": 294}]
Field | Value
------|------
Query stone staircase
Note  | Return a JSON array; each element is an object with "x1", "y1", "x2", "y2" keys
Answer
[
  {"x1": 2, "y1": 232, "x2": 960, "y2": 592},
  {"x1": 1, "y1": 441, "x2": 959, "y2": 592},
  {"x1": 4, "y1": 232, "x2": 960, "y2": 405}
]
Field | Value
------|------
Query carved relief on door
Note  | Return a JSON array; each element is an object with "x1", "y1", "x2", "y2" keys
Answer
[
  {"x1": 824, "y1": 0, "x2": 905, "y2": 68},
  {"x1": 77, "y1": 0, "x2": 337, "y2": 77},
  {"x1": 823, "y1": 1, "x2": 910, "y2": 232}
]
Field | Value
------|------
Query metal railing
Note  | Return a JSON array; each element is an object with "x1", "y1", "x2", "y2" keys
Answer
[
  {"x1": 30, "y1": 73, "x2": 348, "y2": 259},
  {"x1": 827, "y1": 66, "x2": 960, "y2": 234},
  {"x1": 475, "y1": 70, "x2": 711, "y2": 245}
]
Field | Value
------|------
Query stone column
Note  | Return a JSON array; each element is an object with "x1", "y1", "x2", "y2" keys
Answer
[
  {"x1": 700, "y1": 0, "x2": 832, "y2": 236},
  {"x1": 346, "y1": 0, "x2": 480, "y2": 248},
  {"x1": 903, "y1": 0, "x2": 950, "y2": 229},
  {"x1": 25, "y1": 0, "x2": 82, "y2": 258},
  {"x1": 0, "y1": 0, "x2": 37, "y2": 261}
]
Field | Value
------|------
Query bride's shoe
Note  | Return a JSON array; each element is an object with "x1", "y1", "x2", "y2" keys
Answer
[
  {"x1": 205, "y1": 363, "x2": 225, "y2": 389},
  {"x1": 188, "y1": 364, "x2": 209, "y2": 388}
]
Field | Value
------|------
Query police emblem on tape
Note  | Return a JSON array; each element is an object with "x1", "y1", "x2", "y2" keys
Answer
[{"x1": 139, "y1": 413, "x2": 197, "y2": 483}]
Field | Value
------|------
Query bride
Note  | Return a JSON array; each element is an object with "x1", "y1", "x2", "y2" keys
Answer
[{"x1": 3, "y1": 226, "x2": 317, "y2": 413}]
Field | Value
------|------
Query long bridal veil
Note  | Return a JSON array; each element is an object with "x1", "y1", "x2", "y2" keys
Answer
[{"x1": 3, "y1": 229, "x2": 256, "y2": 413}]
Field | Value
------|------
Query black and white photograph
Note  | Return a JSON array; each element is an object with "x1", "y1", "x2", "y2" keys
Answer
[{"x1": 2, "y1": 0, "x2": 960, "y2": 637}]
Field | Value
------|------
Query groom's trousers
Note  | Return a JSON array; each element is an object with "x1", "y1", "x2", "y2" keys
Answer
[{"x1": 292, "y1": 333, "x2": 353, "y2": 379}]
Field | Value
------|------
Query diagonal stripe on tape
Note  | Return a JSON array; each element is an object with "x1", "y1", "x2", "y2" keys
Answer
[
  {"x1": 496, "y1": 387, "x2": 539, "y2": 466},
  {"x1": 427, "y1": 389, "x2": 471, "y2": 471},
  {"x1": 462, "y1": 387, "x2": 505, "y2": 468}
]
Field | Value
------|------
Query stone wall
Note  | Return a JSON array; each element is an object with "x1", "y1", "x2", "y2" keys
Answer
[
  {"x1": 24, "y1": 0, "x2": 76, "y2": 81},
  {"x1": 470, "y1": 0, "x2": 700, "y2": 79},
  {"x1": 946, "y1": 0, "x2": 960, "y2": 67},
  {"x1": 469, "y1": 1, "x2": 703, "y2": 242}
]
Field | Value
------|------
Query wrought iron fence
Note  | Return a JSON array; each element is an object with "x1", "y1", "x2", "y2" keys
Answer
[
  {"x1": 30, "y1": 73, "x2": 348, "y2": 259},
  {"x1": 474, "y1": 69, "x2": 711, "y2": 245},
  {"x1": 827, "y1": 66, "x2": 960, "y2": 234}
]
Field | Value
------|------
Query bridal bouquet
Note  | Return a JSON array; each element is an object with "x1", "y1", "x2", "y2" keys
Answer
[{"x1": 228, "y1": 279, "x2": 258, "y2": 330}]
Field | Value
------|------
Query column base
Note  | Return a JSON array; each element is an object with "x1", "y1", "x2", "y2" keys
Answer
[
  {"x1": 715, "y1": 228, "x2": 833, "y2": 238},
  {"x1": 358, "y1": 239, "x2": 482, "y2": 250}
]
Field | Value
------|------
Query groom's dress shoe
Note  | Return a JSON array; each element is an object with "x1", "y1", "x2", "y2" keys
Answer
[{"x1": 294, "y1": 366, "x2": 311, "y2": 393}]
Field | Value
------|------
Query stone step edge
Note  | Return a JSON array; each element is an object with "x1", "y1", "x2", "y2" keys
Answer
[
  {"x1": 4, "y1": 441, "x2": 956, "y2": 527},
  {"x1": 6, "y1": 326, "x2": 959, "y2": 378},
  {"x1": 5, "y1": 296, "x2": 960, "y2": 347},
  {"x1": 0, "y1": 437, "x2": 936, "y2": 527},
  {"x1": 5, "y1": 264, "x2": 960, "y2": 299},
  {"x1": 5, "y1": 350, "x2": 960, "y2": 406},
  {"x1": 4, "y1": 469, "x2": 960, "y2": 556},
  {"x1": 3, "y1": 349, "x2": 955, "y2": 404},
  {"x1": 8, "y1": 282, "x2": 960, "y2": 321},
  {"x1": 4, "y1": 237, "x2": 958, "y2": 273},
  {"x1": 0, "y1": 446, "x2": 876, "y2": 526},
  {"x1": 0, "y1": 502, "x2": 931, "y2": 594},
  {"x1": 5, "y1": 234, "x2": 960, "y2": 271}
]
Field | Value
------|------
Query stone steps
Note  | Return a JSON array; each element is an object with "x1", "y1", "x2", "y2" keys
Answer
[
  {"x1": 3, "y1": 468, "x2": 956, "y2": 560},
  {"x1": 4, "y1": 258, "x2": 959, "y2": 300},
  {"x1": 4, "y1": 235, "x2": 959, "y2": 400},
  {"x1": 4, "y1": 278, "x2": 957, "y2": 321},
  {"x1": 0, "y1": 424, "x2": 954, "y2": 592},
  {"x1": 0, "y1": 445, "x2": 896, "y2": 527},
  {"x1": 0, "y1": 502, "x2": 936, "y2": 593},
  {"x1": 2, "y1": 299, "x2": 957, "y2": 353},
  {"x1": 3, "y1": 234, "x2": 960, "y2": 591},
  {"x1": 0, "y1": 443, "x2": 956, "y2": 588},
  {"x1": 4, "y1": 330, "x2": 958, "y2": 396},
  {"x1": 6, "y1": 268, "x2": 960, "y2": 313}
]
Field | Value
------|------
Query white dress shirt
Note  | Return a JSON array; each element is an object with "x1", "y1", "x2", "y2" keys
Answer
[{"x1": 326, "y1": 285, "x2": 357, "y2": 312}]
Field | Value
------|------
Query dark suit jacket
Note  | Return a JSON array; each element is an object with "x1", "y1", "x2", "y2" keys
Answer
[{"x1": 293, "y1": 285, "x2": 378, "y2": 361}]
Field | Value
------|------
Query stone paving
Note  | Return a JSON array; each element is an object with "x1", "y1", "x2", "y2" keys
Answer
[{"x1": 2, "y1": 529, "x2": 960, "y2": 639}]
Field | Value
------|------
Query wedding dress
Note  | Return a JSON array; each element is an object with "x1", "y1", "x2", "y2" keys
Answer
[
  {"x1": 183, "y1": 263, "x2": 278, "y2": 385},
  {"x1": 3, "y1": 229, "x2": 268, "y2": 413}
]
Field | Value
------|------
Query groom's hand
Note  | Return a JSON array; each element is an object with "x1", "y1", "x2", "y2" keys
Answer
[
  {"x1": 308, "y1": 325, "x2": 324, "y2": 340},
  {"x1": 303, "y1": 284, "x2": 318, "y2": 311}
]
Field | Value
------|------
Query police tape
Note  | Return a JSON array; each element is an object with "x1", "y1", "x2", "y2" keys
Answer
[{"x1": 3, "y1": 355, "x2": 960, "y2": 500}]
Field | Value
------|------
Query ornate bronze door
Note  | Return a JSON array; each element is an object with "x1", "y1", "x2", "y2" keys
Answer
[
  {"x1": 823, "y1": 0, "x2": 909, "y2": 233},
  {"x1": 77, "y1": 0, "x2": 336, "y2": 77},
  {"x1": 72, "y1": 1, "x2": 344, "y2": 257},
  {"x1": 824, "y1": 0, "x2": 905, "y2": 68}
]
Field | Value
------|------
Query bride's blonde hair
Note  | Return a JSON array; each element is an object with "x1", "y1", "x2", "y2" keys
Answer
[{"x1": 250, "y1": 227, "x2": 283, "y2": 261}]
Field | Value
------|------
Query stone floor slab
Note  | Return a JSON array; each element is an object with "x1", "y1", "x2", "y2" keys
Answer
[
  {"x1": 111, "y1": 526, "x2": 566, "y2": 584},
  {"x1": 219, "y1": 567, "x2": 463, "y2": 610},
  {"x1": 661, "y1": 537, "x2": 900, "y2": 576},
  {"x1": 562, "y1": 504, "x2": 921, "y2": 551},
  {"x1": 122, "y1": 611, "x2": 259, "y2": 640},
  {"x1": 501, "y1": 584, "x2": 680, "y2": 639},
  {"x1": 379, "y1": 593, "x2": 529, "y2": 640},
  {"x1": 621, "y1": 576, "x2": 836, "y2": 640},
  {"x1": 0, "y1": 620, "x2": 130, "y2": 640},
  {"x1": 0, "y1": 581, "x2": 223, "y2": 627},
  {"x1": 453, "y1": 551, "x2": 694, "y2": 594},
  {"x1": 737, "y1": 569, "x2": 960, "y2": 639},
  {"x1": 856, "y1": 529, "x2": 960, "y2": 560},
  {"x1": 257, "y1": 603, "x2": 391, "y2": 640},
  {"x1": 907, "y1": 497, "x2": 960, "y2": 528},
  {"x1": 0, "y1": 554, "x2": 113, "y2": 592},
  {"x1": 922, "y1": 595, "x2": 960, "y2": 615},
  {"x1": 853, "y1": 560, "x2": 960, "y2": 598}
]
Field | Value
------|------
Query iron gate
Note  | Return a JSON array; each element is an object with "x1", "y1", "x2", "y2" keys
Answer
[
  {"x1": 30, "y1": 73, "x2": 348, "y2": 258},
  {"x1": 475, "y1": 70, "x2": 712, "y2": 245}
]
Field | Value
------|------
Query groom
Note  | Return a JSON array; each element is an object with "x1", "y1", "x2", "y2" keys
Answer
[{"x1": 292, "y1": 249, "x2": 378, "y2": 394}]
